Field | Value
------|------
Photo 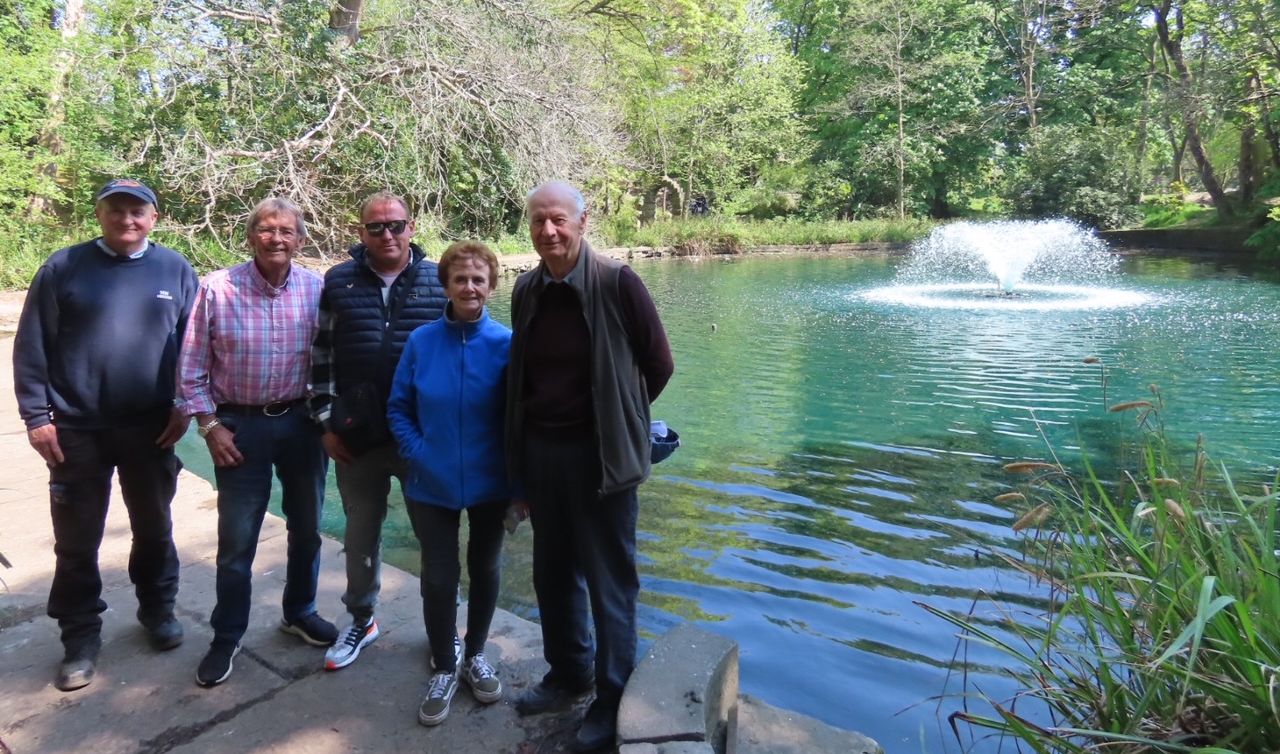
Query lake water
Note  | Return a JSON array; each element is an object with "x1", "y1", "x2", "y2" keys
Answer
[{"x1": 178, "y1": 250, "x2": 1280, "y2": 752}]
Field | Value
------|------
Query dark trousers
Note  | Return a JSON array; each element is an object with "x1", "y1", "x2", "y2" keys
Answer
[
  {"x1": 406, "y1": 499, "x2": 507, "y2": 671},
  {"x1": 209, "y1": 408, "x2": 327, "y2": 646},
  {"x1": 48, "y1": 416, "x2": 181, "y2": 650},
  {"x1": 523, "y1": 429, "x2": 640, "y2": 703}
]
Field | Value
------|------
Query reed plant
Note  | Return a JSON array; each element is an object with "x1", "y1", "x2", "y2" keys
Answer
[{"x1": 927, "y1": 369, "x2": 1280, "y2": 753}]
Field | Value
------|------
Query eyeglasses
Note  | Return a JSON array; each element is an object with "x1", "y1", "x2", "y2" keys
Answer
[
  {"x1": 254, "y1": 226, "x2": 297, "y2": 239},
  {"x1": 363, "y1": 220, "x2": 409, "y2": 236}
]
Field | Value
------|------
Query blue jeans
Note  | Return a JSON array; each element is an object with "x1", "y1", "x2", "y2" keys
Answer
[{"x1": 209, "y1": 407, "x2": 327, "y2": 646}]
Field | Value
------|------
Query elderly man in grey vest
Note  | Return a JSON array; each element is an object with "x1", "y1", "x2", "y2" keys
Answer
[{"x1": 506, "y1": 181, "x2": 675, "y2": 752}]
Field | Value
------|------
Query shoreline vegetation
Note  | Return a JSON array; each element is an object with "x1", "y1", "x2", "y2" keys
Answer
[
  {"x1": 930, "y1": 368, "x2": 1280, "y2": 753},
  {"x1": 0, "y1": 216, "x2": 936, "y2": 290},
  {"x1": 8, "y1": 210, "x2": 1269, "y2": 291}
]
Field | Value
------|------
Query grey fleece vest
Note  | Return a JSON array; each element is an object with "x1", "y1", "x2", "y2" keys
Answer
[{"x1": 506, "y1": 242, "x2": 652, "y2": 495}]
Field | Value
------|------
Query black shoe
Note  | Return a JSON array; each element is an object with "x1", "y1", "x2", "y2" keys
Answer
[
  {"x1": 141, "y1": 613, "x2": 184, "y2": 651},
  {"x1": 279, "y1": 613, "x2": 338, "y2": 646},
  {"x1": 54, "y1": 643, "x2": 100, "y2": 692},
  {"x1": 571, "y1": 698, "x2": 619, "y2": 752},
  {"x1": 513, "y1": 673, "x2": 594, "y2": 716},
  {"x1": 196, "y1": 642, "x2": 241, "y2": 687}
]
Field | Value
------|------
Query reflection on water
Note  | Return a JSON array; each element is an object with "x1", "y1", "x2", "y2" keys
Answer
[{"x1": 177, "y1": 251, "x2": 1280, "y2": 753}]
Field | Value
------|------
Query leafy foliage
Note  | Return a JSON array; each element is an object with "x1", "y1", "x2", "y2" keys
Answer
[
  {"x1": 1006, "y1": 124, "x2": 1142, "y2": 229},
  {"x1": 1, "y1": 0, "x2": 1279, "y2": 285}
]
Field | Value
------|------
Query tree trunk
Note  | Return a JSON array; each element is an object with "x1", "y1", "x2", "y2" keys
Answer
[
  {"x1": 928, "y1": 166, "x2": 950, "y2": 219},
  {"x1": 26, "y1": 0, "x2": 84, "y2": 220},
  {"x1": 894, "y1": 7, "x2": 906, "y2": 219},
  {"x1": 1162, "y1": 115, "x2": 1186, "y2": 185},
  {"x1": 1255, "y1": 75, "x2": 1280, "y2": 171},
  {"x1": 1239, "y1": 115, "x2": 1258, "y2": 206},
  {"x1": 329, "y1": 0, "x2": 364, "y2": 45},
  {"x1": 1153, "y1": 1, "x2": 1233, "y2": 219},
  {"x1": 1134, "y1": 35, "x2": 1158, "y2": 186}
]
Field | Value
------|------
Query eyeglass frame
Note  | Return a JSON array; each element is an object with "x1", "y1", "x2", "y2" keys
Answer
[
  {"x1": 362, "y1": 220, "x2": 410, "y2": 236},
  {"x1": 253, "y1": 225, "x2": 299, "y2": 239}
]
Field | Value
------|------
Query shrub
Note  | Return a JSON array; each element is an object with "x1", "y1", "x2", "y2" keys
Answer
[
  {"x1": 1006, "y1": 125, "x2": 1142, "y2": 230},
  {"x1": 1245, "y1": 206, "x2": 1280, "y2": 265}
]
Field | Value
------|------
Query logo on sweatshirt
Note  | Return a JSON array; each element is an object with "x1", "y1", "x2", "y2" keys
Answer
[{"x1": 156, "y1": 290, "x2": 174, "y2": 301}]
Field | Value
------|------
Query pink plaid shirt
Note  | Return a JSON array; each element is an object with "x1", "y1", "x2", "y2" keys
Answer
[{"x1": 178, "y1": 260, "x2": 323, "y2": 415}]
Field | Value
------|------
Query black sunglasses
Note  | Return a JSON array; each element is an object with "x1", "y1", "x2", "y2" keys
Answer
[{"x1": 363, "y1": 220, "x2": 409, "y2": 236}]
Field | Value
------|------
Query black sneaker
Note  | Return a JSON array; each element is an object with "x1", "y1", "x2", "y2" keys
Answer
[
  {"x1": 279, "y1": 613, "x2": 338, "y2": 646},
  {"x1": 196, "y1": 642, "x2": 241, "y2": 687},
  {"x1": 513, "y1": 672, "x2": 594, "y2": 716},
  {"x1": 572, "y1": 697, "x2": 619, "y2": 753},
  {"x1": 54, "y1": 643, "x2": 100, "y2": 692}
]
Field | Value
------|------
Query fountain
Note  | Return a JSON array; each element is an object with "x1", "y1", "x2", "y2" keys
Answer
[{"x1": 863, "y1": 219, "x2": 1152, "y2": 310}]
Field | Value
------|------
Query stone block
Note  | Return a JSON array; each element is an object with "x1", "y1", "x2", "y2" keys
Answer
[
  {"x1": 733, "y1": 694, "x2": 882, "y2": 754},
  {"x1": 617, "y1": 623, "x2": 738, "y2": 752}
]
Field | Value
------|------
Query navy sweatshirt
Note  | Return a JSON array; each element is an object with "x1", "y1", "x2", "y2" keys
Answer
[{"x1": 13, "y1": 239, "x2": 199, "y2": 430}]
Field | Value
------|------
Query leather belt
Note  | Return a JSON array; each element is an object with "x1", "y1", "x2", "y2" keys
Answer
[{"x1": 217, "y1": 398, "x2": 307, "y2": 417}]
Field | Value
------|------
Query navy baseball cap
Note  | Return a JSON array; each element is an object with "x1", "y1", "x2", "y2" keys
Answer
[{"x1": 95, "y1": 178, "x2": 157, "y2": 207}]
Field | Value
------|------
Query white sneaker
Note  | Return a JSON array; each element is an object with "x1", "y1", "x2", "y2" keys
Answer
[{"x1": 324, "y1": 618, "x2": 380, "y2": 671}]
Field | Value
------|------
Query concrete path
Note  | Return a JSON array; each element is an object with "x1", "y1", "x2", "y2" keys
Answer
[{"x1": 0, "y1": 333, "x2": 583, "y2": 754}]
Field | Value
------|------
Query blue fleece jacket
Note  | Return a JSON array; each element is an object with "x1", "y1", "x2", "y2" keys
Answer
[{"x1": 386, "y1": 306, "x2": 512, "y2": 509}]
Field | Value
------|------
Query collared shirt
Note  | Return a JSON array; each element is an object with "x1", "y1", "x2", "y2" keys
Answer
[
  {"x1": 179, "y1": 260, "x2": 323, "y2": 414},
  {"x1": 95, "y1": 238, "x2": 148, "y2": 259},
  {"x1": 539, "y1": 246, "x2": 586, "y2": 285}
]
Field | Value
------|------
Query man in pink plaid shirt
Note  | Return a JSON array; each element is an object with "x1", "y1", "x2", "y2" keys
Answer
[{"x1": 178, "y1": 197, "x2": 337, "y2": 688}]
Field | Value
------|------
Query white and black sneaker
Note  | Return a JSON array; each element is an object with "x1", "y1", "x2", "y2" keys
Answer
[
  {"x1": 324, "y1": 618, "x2": 380, "y2": 671},
  {"x1": 196, "y1": 642, "x2": 241, "y2": 687},
  {"x1": 462, "y1": 652, "x2": 503, "y2": 703},
  {"x1": 417, "y1": 671, "x2": 458, "y2": 726}
]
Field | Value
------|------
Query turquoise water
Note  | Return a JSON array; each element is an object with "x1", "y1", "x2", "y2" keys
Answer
[{"x1": 178, "y1": 251, "x2": 1280, "y2": 752}]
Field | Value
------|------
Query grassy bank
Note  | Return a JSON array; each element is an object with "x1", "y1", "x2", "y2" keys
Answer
[
  {"x1": 0, "y1": 216, "x2": 934, "y2": 290},
  {"x1": 613, "y1": 216, "x2": 933, "y2": 254},
  {"x1": 930, "y1": 369, "x2": 1280, "y2": 753}
]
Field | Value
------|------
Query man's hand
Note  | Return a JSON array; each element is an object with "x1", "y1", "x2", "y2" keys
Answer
[
  {"x1": 28, "y1": 424, "x2": 64, "y2": 466},
  {"x1": 204, "y1": 424, "x2": 244, "y2": 468},
  {"x1": 321, "y1": 431, "x2": 354, "y2": 465},
  {"x1": 504, "y1": 499, "x2": 529, "y2": 534},
  {"x1": 155, "y1": 407, "x2": 191, "y2": 448}
]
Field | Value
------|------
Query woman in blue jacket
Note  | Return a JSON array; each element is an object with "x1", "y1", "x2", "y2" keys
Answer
[{"x1": 387, "y1": 241, "x2": 513, "y2": 727}]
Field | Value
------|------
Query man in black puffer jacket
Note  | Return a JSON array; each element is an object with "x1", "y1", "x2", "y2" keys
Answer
[{"x1": 308, "y1": 192, "x2": 447, "y2": 671}]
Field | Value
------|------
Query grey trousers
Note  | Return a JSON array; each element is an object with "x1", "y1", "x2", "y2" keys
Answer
[{"x1": 335, "y1": 441, "x2": 407, "y2": 624}]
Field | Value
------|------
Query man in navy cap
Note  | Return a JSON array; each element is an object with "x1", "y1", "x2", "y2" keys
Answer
[{"x1": 13, "y1": 178, "x2": 199, "y2": 691}]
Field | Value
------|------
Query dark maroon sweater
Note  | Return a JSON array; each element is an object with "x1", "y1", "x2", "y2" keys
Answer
[{"x1": 521, "y1": 267, "x2": 673, "y2": 430}]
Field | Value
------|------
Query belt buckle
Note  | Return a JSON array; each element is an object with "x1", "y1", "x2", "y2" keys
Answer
[{"x1": 262, "y1": 401, "x2": 292, "y2": 417}]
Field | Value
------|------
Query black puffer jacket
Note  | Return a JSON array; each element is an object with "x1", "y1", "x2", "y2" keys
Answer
[{"x1": 309, "y1": 243, "x2": 447, "y2": 428}]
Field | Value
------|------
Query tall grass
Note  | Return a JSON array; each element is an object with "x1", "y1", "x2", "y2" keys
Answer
[{"x1": 929, "y1": 368, "x2": 1280, "y2": 753}]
